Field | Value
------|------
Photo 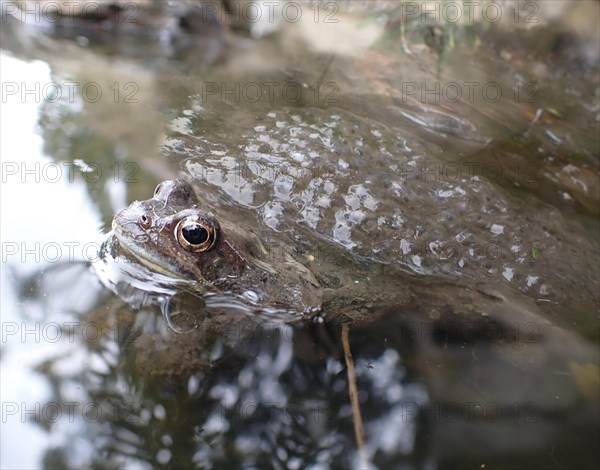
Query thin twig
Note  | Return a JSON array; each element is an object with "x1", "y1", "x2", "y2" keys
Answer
[{"x1": 342, "y1": 324, "x2": 369, "y2": 468}]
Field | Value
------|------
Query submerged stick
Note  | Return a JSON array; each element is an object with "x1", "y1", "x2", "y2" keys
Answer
[{"x1": 342, "y1": 324, "x2": 369, "y2": 468}]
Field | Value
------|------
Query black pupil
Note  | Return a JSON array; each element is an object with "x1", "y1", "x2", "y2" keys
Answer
[{"x1": 182, "y1": 223, "x2": 209, "y2": 245}]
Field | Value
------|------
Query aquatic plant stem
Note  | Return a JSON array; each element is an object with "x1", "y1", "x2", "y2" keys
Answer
[{"x1": 342, "y1": 324, "x2": 369, "y2": 468}]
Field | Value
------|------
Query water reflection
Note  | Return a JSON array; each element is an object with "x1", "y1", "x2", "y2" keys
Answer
[
  {"x1": 7, "y1": 266, "x2": 599, "y2": 468},
  {"x1": 13, "y1": 296, "x2": 431, "y2": 469},
  {"x1": 0, "y1": 51, "x2": 117, "y2": 468}
]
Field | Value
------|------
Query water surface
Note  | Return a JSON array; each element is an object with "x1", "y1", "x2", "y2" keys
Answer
[{"x1": 1, "y1": 2, "x2": 599, "y2": 469}]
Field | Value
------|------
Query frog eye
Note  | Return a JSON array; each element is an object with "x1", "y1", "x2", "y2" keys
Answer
[{"x1": 175, "y1": 217, "x2": 217, "y2": 252}]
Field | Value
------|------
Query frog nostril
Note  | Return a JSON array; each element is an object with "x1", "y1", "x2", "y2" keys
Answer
[{"x1": 139, "y1": 214, "x2": 152, "y2": 229}]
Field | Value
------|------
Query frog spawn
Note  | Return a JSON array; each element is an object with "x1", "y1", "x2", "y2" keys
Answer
[{"x1": 175, "y1": 108, "x2": 598, "y2": 314}]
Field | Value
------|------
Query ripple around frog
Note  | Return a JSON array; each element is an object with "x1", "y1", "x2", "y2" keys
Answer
[
  {"x1": 95, "y1": 231, "x2": 197, "y2": 307},
  {"x1": 95, "y1": 229, "x2": 321, "y2": 327}
]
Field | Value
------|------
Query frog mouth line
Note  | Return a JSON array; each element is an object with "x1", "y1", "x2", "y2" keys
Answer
[
  {"x1": 108, "y1": 230, "x2": 316, "y2": 318},
  {"x1": 112, "y1": 227, "x2": 189, "y2": 281}
]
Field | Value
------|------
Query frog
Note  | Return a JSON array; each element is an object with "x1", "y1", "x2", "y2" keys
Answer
[{"x1": 106, "y1": 178, "x2": 323, "y2": 319}]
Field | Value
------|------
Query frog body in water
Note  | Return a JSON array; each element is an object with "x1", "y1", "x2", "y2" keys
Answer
[{"x1": 107, "y1": 178, "x2": 322, "y2": 318}]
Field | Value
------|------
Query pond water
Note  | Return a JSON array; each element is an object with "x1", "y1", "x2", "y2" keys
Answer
[{"x1": 1, "y1": 1, "x2": 599, "y2": 469}]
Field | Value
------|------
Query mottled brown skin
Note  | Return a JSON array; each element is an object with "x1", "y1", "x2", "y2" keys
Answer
[{"x1": 111, "y1": 179, "x2": 322, "y2": 316}]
